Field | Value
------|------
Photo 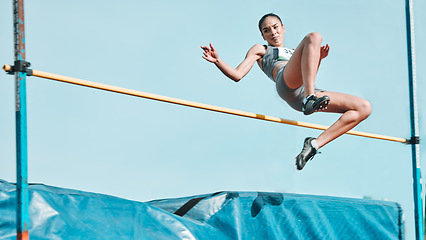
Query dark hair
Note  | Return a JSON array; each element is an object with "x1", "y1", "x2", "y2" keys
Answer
[{"x1": 258, "y1": 13, "x2": 283, "y2": 33}]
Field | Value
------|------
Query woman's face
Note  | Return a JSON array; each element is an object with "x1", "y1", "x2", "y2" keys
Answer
[{"x1": 261, "y1": 16, "x2": 285, "y2": 47}]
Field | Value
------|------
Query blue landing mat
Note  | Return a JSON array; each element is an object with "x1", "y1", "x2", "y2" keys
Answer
[{"x1": 0, "y1": 179, "x2": 402, "y2": 239}]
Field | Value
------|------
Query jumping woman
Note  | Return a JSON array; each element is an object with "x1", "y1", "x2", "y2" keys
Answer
[{"x1": 201, "y1": 13, "x2": 371, "y2": 170}]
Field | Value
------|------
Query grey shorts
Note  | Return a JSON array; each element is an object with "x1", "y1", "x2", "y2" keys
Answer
[{"x1": 275, "y1": 64, "x2": 325, "y2": 112}]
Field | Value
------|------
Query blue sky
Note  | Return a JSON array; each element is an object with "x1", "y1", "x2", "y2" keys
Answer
[{"x1": 1, "y1": 0, "x2": 425, "y2": 239}]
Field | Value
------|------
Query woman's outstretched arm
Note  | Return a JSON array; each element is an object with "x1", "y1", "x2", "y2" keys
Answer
[{"x1": 201, "y1": 43, "x2": 265, "y2": 82}]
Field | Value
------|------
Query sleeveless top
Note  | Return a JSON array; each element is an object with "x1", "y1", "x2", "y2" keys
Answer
[{"x1": 261, "y1": 45, "x2": 294, "y2": 81}]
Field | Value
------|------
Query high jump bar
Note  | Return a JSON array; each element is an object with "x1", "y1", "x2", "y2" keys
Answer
[{"x1": 3, "y1": 64, "x2": 407, "y2": 143}]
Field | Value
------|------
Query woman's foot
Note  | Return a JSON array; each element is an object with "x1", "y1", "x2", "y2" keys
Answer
[
  {"x1": 295, "y1": 137, "x2": 317, "y2": 170},
  {"x1": 302, "y1": 95, "x2": 330, "y2": 115}
]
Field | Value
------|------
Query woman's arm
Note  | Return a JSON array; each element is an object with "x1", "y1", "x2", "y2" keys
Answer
[{"x1": 201, "y1": 43, "x2": 265, "y2": 82}]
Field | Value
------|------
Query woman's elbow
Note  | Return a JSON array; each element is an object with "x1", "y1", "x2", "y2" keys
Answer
[{"x1": 229, "y1": 74, "x2": 243, "y2": 82}]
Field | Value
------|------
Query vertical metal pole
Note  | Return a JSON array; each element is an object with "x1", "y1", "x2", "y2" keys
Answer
[
  {"x1": 405, "y1": 0, "x2": 423, "y2": 239},
  {"x1": 13, "y1": 0, "x2": 29, "y2": 239}
]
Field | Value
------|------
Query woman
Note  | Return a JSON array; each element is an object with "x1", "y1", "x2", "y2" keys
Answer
[{"x1": 201, "y1": 13, "x2": 371, "y2": 170}]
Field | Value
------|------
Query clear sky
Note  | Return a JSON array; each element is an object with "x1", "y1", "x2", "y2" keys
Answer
[{"x1": 1, "y1": 0, "x2": 425, "y2": 239}]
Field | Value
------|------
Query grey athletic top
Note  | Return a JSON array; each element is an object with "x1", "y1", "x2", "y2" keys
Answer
[{"x1": 261, "y1": 45, "x2": 294, "y2": 81}]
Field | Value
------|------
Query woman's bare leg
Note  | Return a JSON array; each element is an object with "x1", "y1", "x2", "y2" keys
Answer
[
  {"x1": 283, "y1": 32, "x2": 323, "y2": 97},
  {"x1": 295, "y1": 91, "x2": 371, "y2": 170},
  {"x1": 282, "y1": 33, "x2": 371, "y2": 169},
  {"x1": 314, "y1": 91, "x2": 372, "y2": 148}
]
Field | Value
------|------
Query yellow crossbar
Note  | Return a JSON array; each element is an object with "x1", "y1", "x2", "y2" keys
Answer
[{"x1": 3, "y1": 64, "x2": 407, "y2": 143}]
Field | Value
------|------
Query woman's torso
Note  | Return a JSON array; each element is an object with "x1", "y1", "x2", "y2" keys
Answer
[{"x1": 259, "y1": 45, "x2": 294, "y2": 81}]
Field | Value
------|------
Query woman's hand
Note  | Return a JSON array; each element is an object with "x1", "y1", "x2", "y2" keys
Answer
[
  {"x1": 320, "y1": 44, "x2": 330, "y2": 59},
  {"x1": 201, "y1": 43, "x2": 219, "y2": 63},
  {"x1": 201, "y1": 43, "x2": 263, "y2": 82}
]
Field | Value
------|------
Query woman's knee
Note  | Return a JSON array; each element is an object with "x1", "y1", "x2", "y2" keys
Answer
[
  {"x1": 356, "y1": 99, "x2": 372, "y2": 120},
  {"x1": 305, "y1": 32, "x2": 322, "y2": 45}
]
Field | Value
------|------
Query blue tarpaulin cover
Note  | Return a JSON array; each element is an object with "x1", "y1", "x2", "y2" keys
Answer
[{"x1": 0, "y1": 179, "x2": 402, "y2": 239}]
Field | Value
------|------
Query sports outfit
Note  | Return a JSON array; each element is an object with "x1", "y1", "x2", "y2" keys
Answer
[{"x1": 260, "y1": 45, "x2": 325, "y2": 112}]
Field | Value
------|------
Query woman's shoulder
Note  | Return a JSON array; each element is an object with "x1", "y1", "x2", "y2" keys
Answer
[{"x1": 248, "y1": 44, "x2": 267, "y2": 54}]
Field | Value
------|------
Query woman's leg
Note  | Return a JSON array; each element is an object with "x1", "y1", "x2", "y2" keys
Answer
[
  {"x1": 314, "y1": 91, "x2": 372, "y2": 148},
  {"x1": 295, "y1": 91, "x2": 371, "y2": 170},
  {"x1": 283, "y1": 32, "x2": 323, "y2": 96},
  {"x1": 283, "y1": 32, "x2": 329, "y2": 115}
]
